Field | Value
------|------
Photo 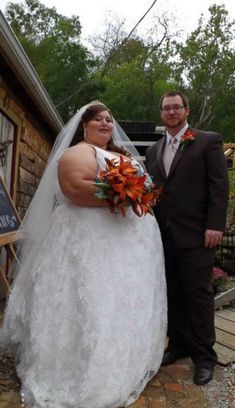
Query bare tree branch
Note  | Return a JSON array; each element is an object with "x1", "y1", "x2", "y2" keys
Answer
[{"x1": 101, "y1": 0, "x2": 158, "y2": 76}]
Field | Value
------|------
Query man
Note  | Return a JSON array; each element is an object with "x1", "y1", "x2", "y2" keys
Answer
[{"x1": 145, "y1": 90, "x2": 229, "y2": 385}]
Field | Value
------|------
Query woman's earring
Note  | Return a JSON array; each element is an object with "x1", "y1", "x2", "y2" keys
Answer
[{"x1": 84, "y1": 129, "x2": 87, "y2": 140}]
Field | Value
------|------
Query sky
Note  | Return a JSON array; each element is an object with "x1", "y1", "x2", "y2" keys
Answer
[{"x1": 1, "y1": 0, "x2": 235, "y2": 45}]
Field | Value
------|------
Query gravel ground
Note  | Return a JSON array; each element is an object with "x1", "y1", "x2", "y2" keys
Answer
[
  {"x1": 0, "y1": 349, "x2": 21, "y2": 394},
  {"x1": 202, "y1": 363, "x2": 235, "y2": 408}
]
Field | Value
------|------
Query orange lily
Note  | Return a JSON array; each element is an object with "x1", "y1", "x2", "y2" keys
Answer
[{"x1": 95, "y1": 156, "x2": 163, "y2": 217}]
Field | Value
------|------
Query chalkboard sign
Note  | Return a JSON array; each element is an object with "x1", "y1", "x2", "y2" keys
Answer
[{"x1": 0, "y1": 176, "x2": 21, "y2": 235}]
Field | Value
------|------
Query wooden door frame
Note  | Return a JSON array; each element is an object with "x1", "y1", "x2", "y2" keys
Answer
[{"x1": 0, "y1": 100, "x2": 23, "y2": 203}]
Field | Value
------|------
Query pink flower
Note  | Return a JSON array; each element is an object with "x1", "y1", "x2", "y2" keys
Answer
[
  {"x1": 212, "y1": 267, "x2": 228, "y2": 293},
  {"x1": 212, "y1": 267, "x2": 228, "y2": 280}
]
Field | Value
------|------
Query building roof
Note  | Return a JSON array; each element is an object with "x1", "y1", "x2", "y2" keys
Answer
[{"x1": 0, "y1": 11, "x2": 63, "y2": 137}]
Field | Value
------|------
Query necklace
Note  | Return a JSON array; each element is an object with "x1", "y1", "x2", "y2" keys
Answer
[{"x1": 83, "y1": 138, "x2": 107, "y2": 150}]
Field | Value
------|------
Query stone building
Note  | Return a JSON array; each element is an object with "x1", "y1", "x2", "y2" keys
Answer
[{"x1": 0, "y1": 11, "x2": 63, "y2": 219}]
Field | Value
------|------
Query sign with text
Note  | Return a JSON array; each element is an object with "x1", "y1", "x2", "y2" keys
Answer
[{"x1": 0, "y1": 176, "x2": 21, "y2": 235}]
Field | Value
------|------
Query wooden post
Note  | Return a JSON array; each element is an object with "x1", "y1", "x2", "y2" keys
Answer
[{"x1": 0, "y1": 231, "x2": 22, "y2": 294}]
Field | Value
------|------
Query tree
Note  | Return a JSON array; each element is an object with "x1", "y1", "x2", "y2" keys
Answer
[
  {"x1": 5, "y1": 0, "x2": 99, "y2": 120},
  {"x1": 90, "y1": 14, "x2": 180, "y2": 121},
  {"x1": 176, "y1": 4, "x2": 235, "y2": 140}
]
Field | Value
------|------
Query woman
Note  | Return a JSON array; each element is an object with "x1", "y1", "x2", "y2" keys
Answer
[{"x1": 1, "y1": 102, "x2": 167, "y2": 408}]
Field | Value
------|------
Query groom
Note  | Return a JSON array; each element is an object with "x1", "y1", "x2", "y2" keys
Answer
[{"x1": 145, "y1": 90, "x2": 229, "y2": 385}]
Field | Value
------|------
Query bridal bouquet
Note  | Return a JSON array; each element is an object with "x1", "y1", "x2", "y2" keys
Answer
[{"x1": 94, "y1": 156, "x2": 162, "y2": 217}]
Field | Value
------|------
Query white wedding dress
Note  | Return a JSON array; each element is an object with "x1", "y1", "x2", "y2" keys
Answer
[{"x1": 1, "y1": 147, "x2": 167, "y2": 408}]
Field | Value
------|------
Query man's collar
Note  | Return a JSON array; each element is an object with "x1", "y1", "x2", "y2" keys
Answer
[{"x1": 166, "y1": 123, "x2": 189, "y2": 143}]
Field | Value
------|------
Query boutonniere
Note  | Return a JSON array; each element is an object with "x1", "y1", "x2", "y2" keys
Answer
[{"x1": 180, "y1": 129, "x2": 196, "y2": 151}]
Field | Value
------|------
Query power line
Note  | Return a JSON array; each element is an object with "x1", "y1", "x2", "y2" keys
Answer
[
  {"x1": 56, "y1": 85, "x2": 85, "y2": 108},
  {"x1": 102, "y1": 0, "x2": 158, "y2": 76},
  {"x1": 55, "y1": 0, "x2": 158, "y2": 108}
]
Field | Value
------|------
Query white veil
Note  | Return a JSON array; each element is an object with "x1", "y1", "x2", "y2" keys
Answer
[{"x1": 9, "y1": 101, "x2": 144, "y2": 284}]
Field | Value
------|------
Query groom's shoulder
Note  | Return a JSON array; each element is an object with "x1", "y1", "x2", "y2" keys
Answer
[
  {"x1": 146, "y1": 137, "x2": 164, "y2": 154},
  {"x1": 195, "y1": 128, "x2": 223, "y2": 146}
]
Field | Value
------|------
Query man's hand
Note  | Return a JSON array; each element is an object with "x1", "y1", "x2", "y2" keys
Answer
[{"x1": 205, "y1": 229, "x2": 223, "y2": 248}]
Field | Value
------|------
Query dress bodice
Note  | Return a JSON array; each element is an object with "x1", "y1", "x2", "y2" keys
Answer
[{"x1": 90, "y1": 145, "x2": 141, "y2": 172}]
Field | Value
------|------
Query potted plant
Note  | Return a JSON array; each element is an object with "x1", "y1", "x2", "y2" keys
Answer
[{"x1": 212, "y1": 267, "x2": 228, "y2": 294}]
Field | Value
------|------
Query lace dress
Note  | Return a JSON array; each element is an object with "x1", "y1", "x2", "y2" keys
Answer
[{"x1": 1, "y1": 147, "x2": 167, "y2": 408}]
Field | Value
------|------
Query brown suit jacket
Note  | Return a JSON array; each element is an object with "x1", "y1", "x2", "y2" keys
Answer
[{"x1": 145, "y1": 128, "x2": 229, "y2": 248}]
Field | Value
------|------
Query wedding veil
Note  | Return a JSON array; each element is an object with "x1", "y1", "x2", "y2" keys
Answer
[{"x1": 9, "y1": 101, "x2": 144, "y2": 284}]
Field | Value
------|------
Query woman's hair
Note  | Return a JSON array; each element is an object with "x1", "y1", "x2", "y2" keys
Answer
[
  {"x1": 159, "y1": 90, "x2": 189, "y2": 110},
  {"x1": 70, "y1": 103, "x2": 131, "y2": 157}
]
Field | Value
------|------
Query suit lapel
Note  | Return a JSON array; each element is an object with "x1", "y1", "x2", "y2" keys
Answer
[
  {"x1": 157, "y1": 137, "x2": 167, "y2": 180},
  {"x1": 168, "y1": 127, "x2": 196, "y2": 178},
  {"x1": 168, "y1": 145, "x2": 184, "y2": 177}
]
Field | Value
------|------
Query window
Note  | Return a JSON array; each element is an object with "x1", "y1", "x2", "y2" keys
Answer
[{"x1": 0, "y1": 111, "x2": 14, "y2": 192}]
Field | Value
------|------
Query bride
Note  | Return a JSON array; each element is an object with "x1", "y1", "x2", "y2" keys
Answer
[{"x1": 0, "y1": 102, "x2": 167, "y2": 408}]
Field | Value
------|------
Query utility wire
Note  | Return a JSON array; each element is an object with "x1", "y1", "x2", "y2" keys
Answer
[
  {"x1": 55, "y1": 0, "x2": 157, "y2": 108},
  {"x1": 56, "y1": 85, "x2": 85, "y2": 108},
  {"x1": 101, "y1": 0, "x2": 157, "y2": 76}
]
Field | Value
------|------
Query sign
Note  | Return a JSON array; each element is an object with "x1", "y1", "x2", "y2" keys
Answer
[
  {"x1": 0, "y1": 177, "x2": 21, "y2": 294},
  {"x1": 0, "y1": 176, "x2": 21, "y2": 235}
]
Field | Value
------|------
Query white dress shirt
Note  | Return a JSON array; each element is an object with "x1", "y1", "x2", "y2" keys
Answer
[{"x1": 163, "y1": 123, "x2": 189, "y2": 175}]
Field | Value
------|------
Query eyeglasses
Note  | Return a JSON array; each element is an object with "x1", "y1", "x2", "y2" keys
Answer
[{"x1": 161, "y1": 105, "x2": 185, "y2": 113}]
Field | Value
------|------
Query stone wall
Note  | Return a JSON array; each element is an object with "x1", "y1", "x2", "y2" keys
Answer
[{"x1": 0, "y1": 84, "x2": 53, "y2": 219}]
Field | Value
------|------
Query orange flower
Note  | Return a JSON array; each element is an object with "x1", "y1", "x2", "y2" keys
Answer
[
  {"x1": 94, "y1": 156, "x2": 162, "y2": 217},
  {"x1": 180, "y1": 129, "x2": 196, "y2": 151}
]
